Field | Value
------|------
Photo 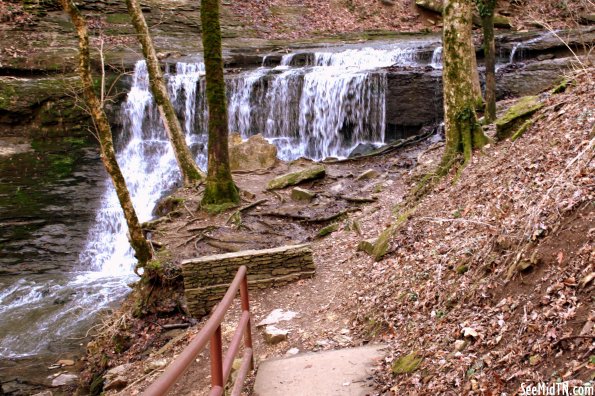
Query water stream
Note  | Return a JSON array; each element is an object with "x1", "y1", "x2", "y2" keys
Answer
[
  {"x1": 0, "y1": 39, "x2": 443, "y2": 368},
  {"x1": 1, "y1": 34, "x2": 539, "y2": 380}
]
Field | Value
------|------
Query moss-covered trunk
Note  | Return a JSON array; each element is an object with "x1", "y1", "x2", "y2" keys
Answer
[
  {"x1": 125, "y1": 0, "x2": 205, "y2": 186},
  {"x1": 478, "y1": 0, "x2": 496, "y2": 122},
  {"x1": 59, "y1": 0, "x2": 152, "y2": 268},
  {"x1": 200, "y1": 0, "x2": 240, "y2": 206},
  {"x1": 441, "y1": 0, "x2": 489, "y2": 170}
]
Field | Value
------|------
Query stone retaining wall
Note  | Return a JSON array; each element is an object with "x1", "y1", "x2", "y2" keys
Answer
[{"x1": 182, "y1": 244, "x2": 315, "y2": 317}]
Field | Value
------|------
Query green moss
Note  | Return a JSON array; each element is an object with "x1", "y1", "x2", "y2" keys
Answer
[
  {"x1": 495, "y1": 96, "x2": 543, "y2": 140},
  {"x1": 510, "y1": 119, "x2": 534, "y2": 141},
  {"x1": 551, "y1": 79, "x2": 569, "y2": 94},
  {"x1": 392, "y1": 352, "x2": 423, "y2": 375},
  {"x1": 106, "y1": 13, "x2": 132, "y2": 24},
  {"x1": 317, "y1": 223, "x2": 339, "y2": 237},
  {"x1": 0, "y1": 84, "x2": 17, "y2": 109},
  {"x1": 357, "y1": 238, "x2": 376, "y2": 255},
  {"x1": 89, "y1": 374, "x2": 104, "y2": 396},
  {"x1": 201, "y1": 202, "x2": 237, "y2": 215},
  {"x1": 372, "y1": 227, "x2": 393, "y2": 261},
  {"x1": 456, "y1": 264, "x2": 469, "y2": 274},
  {"x1": 201, "y1": 179, "x2": 240, "y2": 207},
  {"x1": 267, "y1": 165, "x2": 326, "y2": 190}
]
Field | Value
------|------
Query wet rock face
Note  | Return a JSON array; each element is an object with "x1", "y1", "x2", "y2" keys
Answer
[
  {"x1": 0, "y1": 76, "x2": 88, "y2": 138},
  {"x1": 385, "y1": 69, "x2": 443, "y2": 141},
  {"x1": 495, "y1": 57, "x2": 582, "y2": 100},
  {"x1": 0, "y1": 139, "x2": 105, "y2": 274},
  {"x1": 0, "y1": 74, "x2": 128, "y2": 139}
]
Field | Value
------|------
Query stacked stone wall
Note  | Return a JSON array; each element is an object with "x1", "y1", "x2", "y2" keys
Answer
[{"x1": 182, "y1": 244, "x2": 315, "y2": 317}]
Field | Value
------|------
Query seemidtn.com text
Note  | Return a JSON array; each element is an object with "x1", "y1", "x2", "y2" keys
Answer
[{"x1": 520, "y1": 382, "x2": 594, "y2": 396}]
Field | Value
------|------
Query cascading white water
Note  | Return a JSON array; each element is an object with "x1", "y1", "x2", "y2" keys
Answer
[
  {"x1": 430, "y1": 46, "x2": 443, "y2": 69},
  {"x1": 297, "y1": 69, "x2": 385, "y2": 160},
  {"x1": 0, "y1": 41, "x2": 438, "y2": 358},
  {"x1": 224, "y1": 45, "x2": 422, "y2": 161},
  {"x1": 509, "y1": 31, "x2": 558, "y2": 64},
  {"x1": 314, "y1": 47, "x2": 417, "y2": 68},
  {"x1": 0, "y1": 61, "x2": 208, "y2": 358}
]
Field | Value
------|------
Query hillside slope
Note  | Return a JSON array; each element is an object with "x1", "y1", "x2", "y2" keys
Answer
[{"x1": 352, "y1": 71, "x2": 594, "y2": 393}]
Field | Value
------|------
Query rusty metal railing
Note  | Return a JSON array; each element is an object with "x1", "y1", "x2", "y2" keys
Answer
[{"x1": 143, "y1": 265, "x2": 254, "y2": 396}]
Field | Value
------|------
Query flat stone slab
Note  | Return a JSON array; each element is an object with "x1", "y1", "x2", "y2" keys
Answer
[{"x1": 254, "y1": 344, "x2": 387, "y2": 396}]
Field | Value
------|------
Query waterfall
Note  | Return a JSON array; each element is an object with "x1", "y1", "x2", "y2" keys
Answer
[
  {"x1": 223, "y1": 45, "x2": 425, "y2": 161},
  {"x1": 509, "y1": 31, "x2": 558, "y2": 64},
  {"x1": 430, "y1": 46, "x2": 443, "y2": 69},
  {"x1": 0, "y1": 61, "x2": 209, "y2": 358},
  {"x1": 0, "y1": 41, "x2": 437, "y2": 358},
  {"x1": 80, "y1": 61, "x2": 205, "y2": 273}
]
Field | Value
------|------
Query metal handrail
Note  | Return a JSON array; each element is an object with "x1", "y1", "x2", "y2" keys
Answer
[{"x1": 143, "y1": 265, "x2": 254, "y2": 396}]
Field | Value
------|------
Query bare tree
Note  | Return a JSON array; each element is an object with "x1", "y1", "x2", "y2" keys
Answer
[
  {"x1": 125, "y1": 0, "x2": 205, "y2": 186},
  {"x1": 441, "y1": 0, "x2": 489, "y2": 171},
  {"x1": 200, "y1": 0, "x2": 240, "y2": 207},
  {"x1": 59, "y1": 0, "x2": 152, "y2": 269},
  {"x1": 476, "y1": 0, "x2": 497, "y2": 122}
]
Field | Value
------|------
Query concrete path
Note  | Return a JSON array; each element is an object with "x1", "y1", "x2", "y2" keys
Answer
[{"x1": 253, "y1": 344, "x2": 387, "y2": 396}]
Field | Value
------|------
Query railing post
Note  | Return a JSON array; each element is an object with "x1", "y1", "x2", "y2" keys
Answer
[
  {"x1": 210, "y1": 325, "x2": 224, "y2": 389},
  {"x1": 239, "y1": 273, "x2": 254, "y2": 370}
]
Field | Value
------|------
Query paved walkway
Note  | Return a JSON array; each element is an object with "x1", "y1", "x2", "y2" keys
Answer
[{"x1": 253, "y1": 345, "x2": 387, "y2": 396}]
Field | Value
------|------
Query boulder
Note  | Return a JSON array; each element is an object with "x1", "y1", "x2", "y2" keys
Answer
[
  {"x1": 267, "y1": 165, "x2": 326, "y2": 190},
  {"x1": 356, "y1": 169, "x2": 381, "y2": 181},
  {"x1": 263, "y1": 326, "x2": 289, "y2": 345},
  {"x1": 144, "y1": 358, "x2": 168, "y2": 373},
  {"x1": 229, "y1": 133, "x2": 278, "y2": 171},
  {"x1": 317, "y1": 223, "x2": 339, "y2": 237},
  {"x1": 472, "y1": 14, "x2": 512, "y2": 29},
  {"x1": 291, "y1": 187, "x2": 315, "y2": 201},
  {"x1": 357, "y1": 239, "x2": 376, "y2": 255},
  {"x1": 495, "y1": 96, "x2": 543, "y2": 140},
  {"x1": 391, "y1": 352, "x2": 423, "y2": 375},
  {"x1": 257, "y1": 309, "x2": 298, "y2": 327},
  {"x1": 415, "y1": 0, "x2": 443, "y2": 13},
  {"x1": 348, "y1": 142, "x2": 377, "y2": 158},
  {"x1": 103, "y1": 363, "x2": 133, "y2": 392},
  {"x1": 50, "y1": 373, "x2": 78, "y2": 387}
]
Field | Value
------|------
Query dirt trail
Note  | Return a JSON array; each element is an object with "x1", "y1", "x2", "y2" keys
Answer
[{"x1": 97, "y1": 136, "x2": 433, "y2": 395}]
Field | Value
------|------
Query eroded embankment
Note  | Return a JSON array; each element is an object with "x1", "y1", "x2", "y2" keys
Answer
[{"x1": 350, "y1": 71, "x2": 594, "y2": 394}]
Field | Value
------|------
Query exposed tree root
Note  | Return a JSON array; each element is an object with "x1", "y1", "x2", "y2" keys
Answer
[
  {"x1": 226, "y1": 198, "x2": 268, "y2": 224},
  {"x1": 259, "y1": 208, "x2": 358, "y2": 223}
]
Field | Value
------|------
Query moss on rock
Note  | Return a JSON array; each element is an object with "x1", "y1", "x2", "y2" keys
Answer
[
  {"x1": 495, "y1": 96, "x2": 543, "y2": 141},
  {"x1": 317, "y1": 223, "x2": 339, "y2": 237},
  {"x1": 392, "y1": 352, "x2": 423, "y2": 375},
  {"x1": 267, "y1": 165, "x2": 326, "y2": 190}
]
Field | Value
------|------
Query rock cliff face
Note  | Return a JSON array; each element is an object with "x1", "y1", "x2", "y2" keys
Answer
[
  {"x1": 0, "y1": 0, "x2": 251, "y2": 138},
  {"x1": 0, "y1": 0, "x2": 592, "y2": 139}
]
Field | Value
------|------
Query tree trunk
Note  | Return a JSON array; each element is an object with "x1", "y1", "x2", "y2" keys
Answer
[
  {"x1": 441, "y1": 0, "x2": 489, "y2": 170},
  {"x1": 125, "y1": 0, "x2": 205, "y2": 186},
  {"x1": 470, "y1": 45, "x2": 483, "y2": 108},
  {"x1": 478, "y1": 0, "x2": 497, "y2": 122},
  {"x1": 59, "y1": 0, "x2": 152, "y2": 268},
  {"x1": 200, "y1": 0, "x2": 240, "y2": 206}
]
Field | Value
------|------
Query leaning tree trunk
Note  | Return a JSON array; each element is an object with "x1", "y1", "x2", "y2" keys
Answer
[
  {"x1": 441, "y1": 0, "x2": 489, "y2": 170},
  {"x1": 200, "y1": 0, "x2": 240, "y2": 206},
  {"x1": 59, "y1": 0, "x2": 152, "y2": 268},
  {"x1": 125, "y1": 0, "x2": 205, "y2": 186},
  {"x1": 477, "y1": 0, "x2": 497, "y2": 122}
]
